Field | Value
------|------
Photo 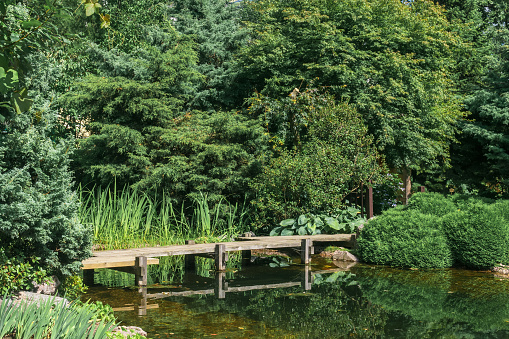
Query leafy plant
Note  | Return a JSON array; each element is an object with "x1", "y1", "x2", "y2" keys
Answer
[
  {"x1": 73, "y1": 300, "x2": 116, "y2": 324},
  {"x1": 0, "y1": 253, "x2": 48, "y2": 295},
  {"x1": 60, "y1": 275, "x2": 88, "y2": 301},
  {"x1": 313, "y1": 271, "x2": 358, "y2": 287},
  {"x1": 0, "y1": 296, "x2": 116, "y2": 339},
  {"x1": 270, "y1": 206, "x2": 365, "y2": 236}
]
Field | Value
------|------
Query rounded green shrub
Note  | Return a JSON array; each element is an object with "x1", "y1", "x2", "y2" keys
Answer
[
  {"x1": 442, "y1": 203, "x2": 509, "y2": 269},
  {"x1": 406, "y1": 192, "x2": 456, "y2": 217},
  {"x1": 357, "y1": 208, "x2": 452, "y2": 268},
  {"x1": 492, "y1": 200, "x2": 509, "y2": 222}
]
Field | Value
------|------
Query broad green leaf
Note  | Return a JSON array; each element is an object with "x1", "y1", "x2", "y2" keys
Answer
[
  {"x1": 311, "y1": 228, "x2": 321, "y2": 235},
  {"x1": 297, "y1": 214, "x2": 309, "y2": 226},
  {"x1": 281, "y1": 228, "x2": 295, "y2": 236},
  {"x1": 11, "y1": 88, "x2": 33, "y2": 114},
  {"x1": 85, "y1": 3, "x2": 96, "y2": 16},
  {"x1": 297, "y1": 226, "x2": 307, "y2": 236},
  {"x1": 325, "y1": 216, "x2": 340, "y2": 230},
  {"x1": 280, "y1": 218, "x2": 295, "y2": 227},
  {"x1": 307, "y1": 221, "x2": 316, "y2": 232},
  {"x1": 20, "y1": 20, "x2": 41, "y2": 29},
  {"x1": 269, "y1": 227, "x2": 282, "y2": 236}
]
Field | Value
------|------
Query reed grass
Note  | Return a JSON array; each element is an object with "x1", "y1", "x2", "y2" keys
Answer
[{"x1": 79, "y1": 184, "x2": 251, "y2": 250}]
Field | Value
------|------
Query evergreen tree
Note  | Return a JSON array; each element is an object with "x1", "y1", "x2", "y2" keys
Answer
[
  {"x1": 169, "y1": 0, "x2": 248, "y2": 110},
  {"x1": 0, "y1": 1, "x2": 92, "y2": 276}
]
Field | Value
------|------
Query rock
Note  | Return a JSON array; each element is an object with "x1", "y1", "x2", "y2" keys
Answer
[
  {"x1": 17, "y1": 291, "x2": 69, "y2": 307},
  {"x1": 111, "y1": 326, "x2": 147, "y2": 338},
  {"x1": 332, "y1": 250, "x2": 359, "y2": 262},
  {"x1": 32, "y1": 275, "x2": 60, "y2": 295},
  {"x1": 492, "y1": 265, "x2": 509, "y2": 276}
]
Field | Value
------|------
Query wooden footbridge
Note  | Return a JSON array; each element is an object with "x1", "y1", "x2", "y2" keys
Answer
[{"x1": 81, "y1": 234, "x2": 356, "y2": 286}]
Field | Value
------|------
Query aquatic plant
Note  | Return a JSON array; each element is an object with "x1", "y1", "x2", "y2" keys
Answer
[{"x1": 79, "y1": 184, "x2": 250, "y2": 249}]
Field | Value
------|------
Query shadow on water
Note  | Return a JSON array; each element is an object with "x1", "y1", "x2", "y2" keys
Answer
[{"x1": 84, "y1": 254, "x2": 509, "y2": 338}]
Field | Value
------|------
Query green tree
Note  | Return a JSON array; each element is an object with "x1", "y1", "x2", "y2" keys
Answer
[
  {"x1": 250, "y1": 90, "x2": 384, "y2": 226},
  {"x1": 0, "y1": 1, "x2": 92, "y2": 276},
  {"x1": 63, "y1": 25, "x2": 266, "y2": 203},
  {"x1": 169, "y1": 0, "x2": 248, "y2": 110},
  {"x1": 235, "y1": 0, "x2": 467, "y2": 201}
]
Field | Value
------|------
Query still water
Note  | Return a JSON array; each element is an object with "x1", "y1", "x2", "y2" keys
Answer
[{"x1": 84, "y1": 254, "x2": 509, "y2": 338}]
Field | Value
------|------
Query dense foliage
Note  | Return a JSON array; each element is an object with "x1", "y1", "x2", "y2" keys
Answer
[
  {"x1": 1, "y1": 0, "x2": 509, "y2": 279},
  {"x1": 357, "y1": 206, "x2": 453, "y2": 268},
  {"x1": 358, "y1": 193, "x2": 509, "y2": 269}
]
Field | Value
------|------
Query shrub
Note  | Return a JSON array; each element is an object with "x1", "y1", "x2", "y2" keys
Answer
[
  {"x1": 442, "y1": 203, "x2": 509, "y2": 269},
  {"x1": 0, "y1": 251, "x2": 48, "y2": 295},
  {"x1": 406, "y1": 192, "x2": 456, "y2": 216},
  {"x1": 0, "y1": 114, "x2": 93, "y2": 277},
  {"x1": 491, "y1": 199, "x2": 509, "y2": 222},
  {"x1": 357, "y1": 208, "x2": 453, "y2": 268}
]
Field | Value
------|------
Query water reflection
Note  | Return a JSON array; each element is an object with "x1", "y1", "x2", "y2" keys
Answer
[{"x1": 84, "y1": 256, "x2": 509, "y2": 338}]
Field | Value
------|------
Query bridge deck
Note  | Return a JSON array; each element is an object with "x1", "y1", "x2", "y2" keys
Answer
[{"x1": 82, "y1": 234, "x2": 355, "y2": 270}]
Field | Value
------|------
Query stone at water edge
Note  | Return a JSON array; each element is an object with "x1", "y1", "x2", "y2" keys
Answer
[
  {"x1": 111, "y1": 326, "x2": 148, "y2": 338},
  {"x1": 332, "y1": 250, "x2": 359, "y2": 262},
  {"x1": 31, "y1": 275, "x2": 60, "y2": 295}
]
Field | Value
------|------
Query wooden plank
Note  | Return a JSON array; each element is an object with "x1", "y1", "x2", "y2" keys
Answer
[
  {"x1": 112, "y1": 304, "x2": 159, "y2": 312},
  {"x1": 82, "y1": 257, "x2": 159, "y2": 270}
]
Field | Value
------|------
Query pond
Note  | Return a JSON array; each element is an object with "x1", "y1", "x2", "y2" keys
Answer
[{"x1": 83, "y1": 253, "x2": 509, "y2": 338}]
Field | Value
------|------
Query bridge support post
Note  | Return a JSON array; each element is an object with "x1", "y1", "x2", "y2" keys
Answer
[
  {"x1": 214, "y1": 272, "x2": 227, "y2": 299},
  {"x1": 135, "y1": 256, "x2": 148, "y2": 286},
  {"x1": 184, "y1": 240, "x2": 196, "y2": 271},
  {"x1": 302, "y1": 265, "x2": 312, "y2": 290},
  {"x1": 242, "y1": 250, "x2": 251, "y2": 266},
  {"x1": 82, "y1": 269, "x2": 95, "y2": 287},
  {"x1": 138, "y1": 287, "x2": 147, "y2": 316},
  {"x1": 301, "y1": 239, "x2": 312, "y2": 265},
  {"x1": 215, "y1": 244, "x2": 227, "y2": 271}
]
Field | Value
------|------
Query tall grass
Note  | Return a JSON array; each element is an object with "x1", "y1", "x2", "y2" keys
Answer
[{"x1": 79, "y1": 185, "x2": 251, "y2": 250}]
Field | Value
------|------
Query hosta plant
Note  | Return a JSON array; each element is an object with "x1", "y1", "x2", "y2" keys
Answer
[{"x1": 270, "y1": 206, "x2": 364, "y2": 236}]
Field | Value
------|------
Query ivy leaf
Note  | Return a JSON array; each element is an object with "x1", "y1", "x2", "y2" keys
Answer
[{"x1": 84, "y1": 1, "x2": 101, "y2": 16}]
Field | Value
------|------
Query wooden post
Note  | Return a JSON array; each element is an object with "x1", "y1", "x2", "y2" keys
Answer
[
  {"x1": 82, "y1": 269, "x2": 95, "y2": 287},
  {"x1": 360, "y1": 182, "x2": 364, "y2": 219},
  {"x1": 135, "y1": 256, "x2": 148, "y2": 287},
  {"x1": 138, "y1": 287, "x2": 147, "y2": 316},
  {"x1": 184, "y1": 240, "x2": 196, "y2": 271},
  {"x1": 366, "y1": 180, "x2": 373, "y2": 219},
  {"x1": 301, "y1": 239, "x2": 312, "y2": 265},
  {"x1": 419, "y1": 186, "x2": 426, "y2": 193},
  {"x1": 214, "y1": 272, "x2": 227, "y2": 299},
  {"x1": 215, "y1": 244, "x2": 226, "y2": 271},
  {"x1": 302, "y1": 265, "x2": 312, "y2": 290},
  {"x1": 242, "y1": 250, "x2": 251, "y2": 266}
]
